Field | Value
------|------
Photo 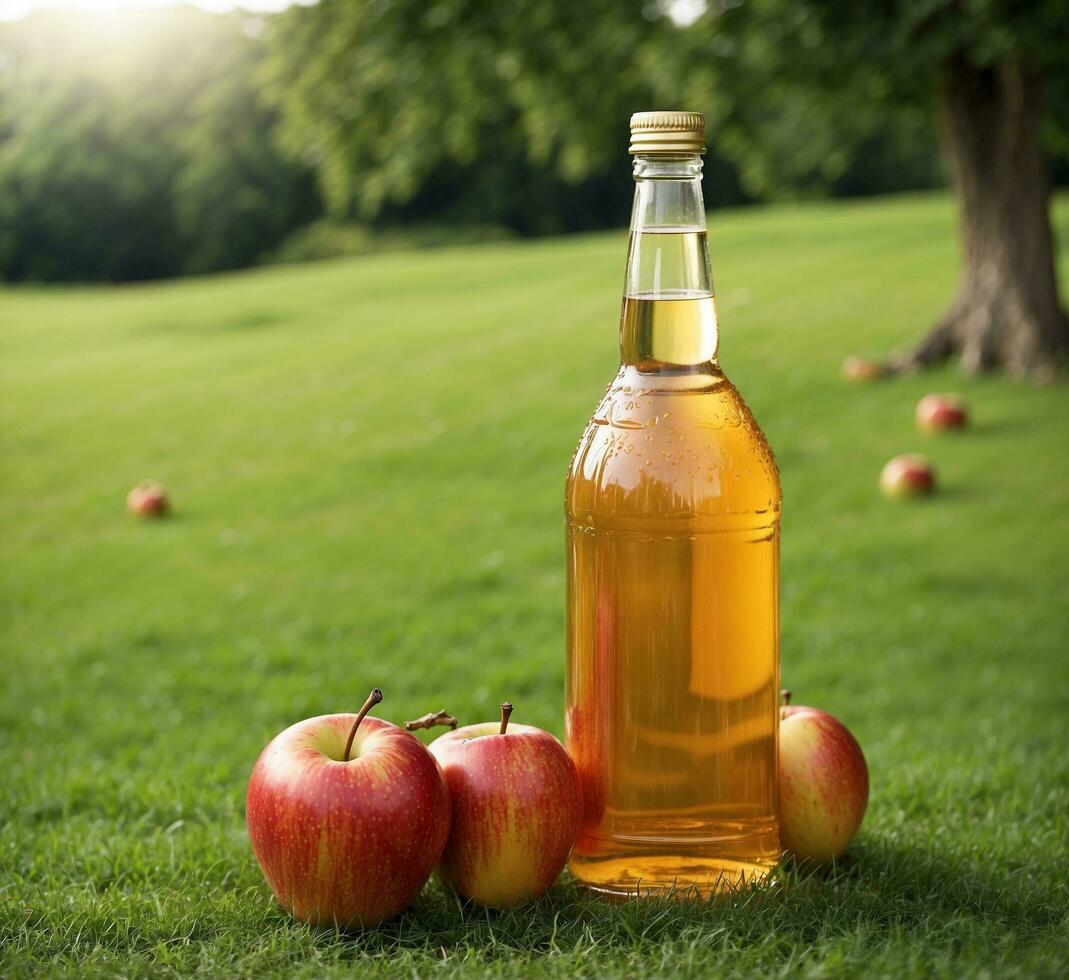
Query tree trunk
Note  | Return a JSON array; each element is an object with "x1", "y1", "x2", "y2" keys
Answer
[{"x1": 898, "y1": 54, "x2": 1069, "y2": 379}]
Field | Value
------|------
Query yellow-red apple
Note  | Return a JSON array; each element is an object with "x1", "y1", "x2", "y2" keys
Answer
[
  {"x1": 880, "y1": 453, "x2": 935, "y2": 498},
  {"x1": 916, "y1": 393, "x2": 968, "y2": 432},
  {"x1": 127, "y1": 480, "x2": 168, "y2": 517},
  {"x1": 428, "y1": 702, "x2": 582, "y2": 908},
  {"x1": 841, "y1": 355, "x2": 885, "y2": 382},
  {"x1": 246, "y1": 689, "x2": 450, "y2": 928},
  {"x1": 779, "y1": 693, "x2": 868, "y2": 864}
]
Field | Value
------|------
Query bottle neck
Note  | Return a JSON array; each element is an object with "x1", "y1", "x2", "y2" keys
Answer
[{"x1": 620, "y1": 154, "x2": 719, "y2": 373}]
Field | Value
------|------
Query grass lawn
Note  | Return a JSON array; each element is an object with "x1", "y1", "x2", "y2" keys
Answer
[{"x1": 1, "y1": 193, "x2": 1067, "y2": 978}]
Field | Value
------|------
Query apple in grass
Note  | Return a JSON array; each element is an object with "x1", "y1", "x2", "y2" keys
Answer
[
  {"x1": 779, "y1": 690, "x2": 868, "y2": 864},
  {"x1": 841, "y1": 355, "x2": 885, "y2": 382},
  {"x1": 126, "y1": 480, "x2": 169, "y2": 517},
  {"x1": 246, "y1": 689, "x2": 451, "y2": 928},
  {"x1": 916, "y1": 393, "x2": 968, "y2": 432},
  {"x1": 427, "y1": 702, "x2": 582, "y2": 908},
  {"x1": 880, "y1": 453, "x2": 935, "y2": 498}
]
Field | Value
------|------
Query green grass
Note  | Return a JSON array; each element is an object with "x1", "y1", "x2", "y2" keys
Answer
[{"x1": 2, "y1": 193, "x2": 1067, "y2": 978}]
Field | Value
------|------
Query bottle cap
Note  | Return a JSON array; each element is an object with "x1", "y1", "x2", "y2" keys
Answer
[{"x1": 629, "y1": 110, "x2": 705, "y2": 154}]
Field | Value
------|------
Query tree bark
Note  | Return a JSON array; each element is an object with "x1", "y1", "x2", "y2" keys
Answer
[{"x1": 897, "y1": 54, "x2": 1069, "y2": 379}]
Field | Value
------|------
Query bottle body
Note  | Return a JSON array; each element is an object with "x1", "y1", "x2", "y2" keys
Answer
[{"x1": 564, "y1": 143, "x2": 781, "y2": 896}]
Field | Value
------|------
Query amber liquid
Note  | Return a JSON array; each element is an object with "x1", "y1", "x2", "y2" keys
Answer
[{"x1": 565, "y1": 291, "x2": 781, "y2": 897}]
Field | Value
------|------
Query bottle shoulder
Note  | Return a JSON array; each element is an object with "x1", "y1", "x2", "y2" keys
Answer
[{"x1": 566, "y1": 370, "x2": 781, "y2": 527}]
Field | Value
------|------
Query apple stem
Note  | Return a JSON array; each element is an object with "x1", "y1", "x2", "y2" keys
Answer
[
  {"x1": 499, "y1": 701, "x2": 513, "y2": 735},
  {"x1": 342, "y1": 688, "x2": 383, "y2": 762},
  {"x1": 781, "y1": 688, "x2": 792, "y2": 707}
]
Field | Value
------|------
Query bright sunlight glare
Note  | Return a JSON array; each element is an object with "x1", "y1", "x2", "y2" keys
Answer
[{"x1": 0, "y1": 0, "x2": 317, "y2": 22}]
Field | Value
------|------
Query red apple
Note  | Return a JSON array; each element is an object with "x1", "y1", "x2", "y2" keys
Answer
[
  {"x1": 126, "y1": 480, "x2": 168, "y2": 517},
  {"x1": 246, "y1": 689, "x2": 451, "y2": 928},
  {"x1": 880, "y1": 453, "x2": 935, "y2": 498},
  {"x1": 779, "y1": 692, "x2": 868, "y2": 864},
  {"x1": 428, "y1": 702, "x2": 582, "y2": 908},
  {"x1": 841, "y1": 355, "x2": 884, "y2": 382},
  {"x1": 916, "y1": 393, "x2": 968, "y2": 432}
]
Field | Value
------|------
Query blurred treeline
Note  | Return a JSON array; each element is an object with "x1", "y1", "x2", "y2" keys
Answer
[
  {"x1": 0, "y1": 2, "x2": 1053, "y2": 283},
  {"x1": 0, "y1": 9, "x2": 317, "y2": 281}
]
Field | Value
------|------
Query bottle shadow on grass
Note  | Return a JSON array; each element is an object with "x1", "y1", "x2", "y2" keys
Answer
[{"x1": 298, "y1": 839, "x2": 1062, "y2": 960}]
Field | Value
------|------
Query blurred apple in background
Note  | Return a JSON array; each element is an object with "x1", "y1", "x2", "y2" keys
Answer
[
  {"x1": 916, "y1": 393, "x2": 968, "y2": 432},
  {"x1": 126, "y1": 480, "x2": 168, "y2": 517},
  {"x1": 428, "y1": 702, "x2": 582, "y2": 908},
  {"x1": 841, "y1": 355, "x2": 884, "y2": 382},
  {"x1": 880, "y1": 454, "x2": 935, "y2": 498},
  {"x1": 246, "y1": 689, "x2": 451, "y2": 928},
  {"x1": 779, "y1": 691, "x2": 868, "y2": 864}
]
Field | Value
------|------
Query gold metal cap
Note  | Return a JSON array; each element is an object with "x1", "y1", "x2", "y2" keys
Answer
[{"x1": 629, "y1": 110, "x2": 705, "y2": 154}]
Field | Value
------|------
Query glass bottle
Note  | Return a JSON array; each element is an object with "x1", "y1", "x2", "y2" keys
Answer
[{"x1": 565, "y1": 111, "x2": 781, "y2": 897}]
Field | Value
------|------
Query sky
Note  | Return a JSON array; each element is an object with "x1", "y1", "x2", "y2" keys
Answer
[{"x1": 0, "y1": 0, "x2": 316, "y2": 21}]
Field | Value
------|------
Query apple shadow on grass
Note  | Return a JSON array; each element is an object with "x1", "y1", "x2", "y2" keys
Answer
[{"x1": 287, "y1": 838, "x2": 1061, "y2": 959}]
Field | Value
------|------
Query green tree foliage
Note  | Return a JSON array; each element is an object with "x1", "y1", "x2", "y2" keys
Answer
[
  {"x1": 263, "y1": 0, "x2": 671, "y2": 230},
  {"x1": 0, "y1": 9, "x2": 316, "y2": 281},
  {"x1": 265, "y1": 0, "x2": 946, "y2": 224},
  {"x1": 662, "y1": 0, "x2": 1068, "y2": 189},
  {"x1": 172, "y1": 19, "x2": 319, "y2": 276}
]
